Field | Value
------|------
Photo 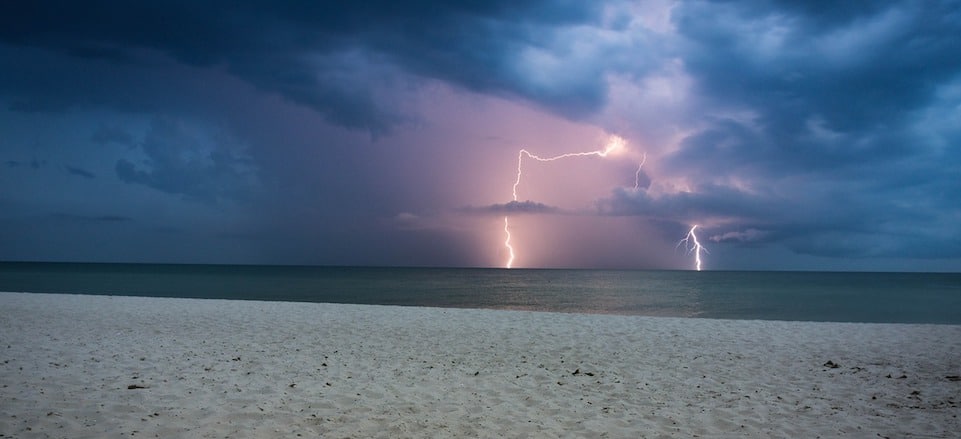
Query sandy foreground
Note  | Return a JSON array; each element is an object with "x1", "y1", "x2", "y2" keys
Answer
[{"x1": 1, "y1": 292, "x2": 959, "y2": 438}]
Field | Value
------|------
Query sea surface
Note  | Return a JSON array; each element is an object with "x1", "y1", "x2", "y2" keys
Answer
[{"x1": 1, "y1": 262, "x2": 959, "y2": 324}]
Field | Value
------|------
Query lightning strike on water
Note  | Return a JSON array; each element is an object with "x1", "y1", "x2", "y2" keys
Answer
[
  {"x1": 503, "y1": 136, "x2": 630, "y2": 268},
  {"x1": 496, "y1": 135, "x2": 708, "y2": 270},
  {"x1": 676, "y1": 224, "x2": 707, "y2": 271},
  {"x1": 503, "y1": 217, "x2": 515, "y2": 269}
]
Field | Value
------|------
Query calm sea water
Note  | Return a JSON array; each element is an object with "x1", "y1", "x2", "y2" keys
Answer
[{"x1": 1, "y1": 262, "x2": 959, "y2": 324}]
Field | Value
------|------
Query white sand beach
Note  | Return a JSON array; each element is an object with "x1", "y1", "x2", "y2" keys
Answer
[{"x1": 1, "y1": 291, "x2": 959, "y2": 438}]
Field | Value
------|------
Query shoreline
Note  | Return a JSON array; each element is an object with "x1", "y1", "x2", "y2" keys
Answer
[
  {"x1": 3, "y1": 290, "x2": 959, "y2": 326},
  {"x1": 2, "y1": 292, "x2": 959, "y2": 437}
]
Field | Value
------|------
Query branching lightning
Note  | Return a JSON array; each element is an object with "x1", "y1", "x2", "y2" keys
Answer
[
  {"x1": 510, "y1": 138, "x2": 625, "y2": 202},
  {"x1": 498, "y1": 136, "x2": 704, "y2": 271},
  {"x1": 503, "y1": 136, "x2": 628, "y2": 268},
  {"x1": 676, "y1": 224, "x2": 708, "y2": 271}
]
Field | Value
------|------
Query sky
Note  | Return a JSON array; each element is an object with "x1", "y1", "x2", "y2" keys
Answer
[{"x1": 1, "y1": 1, "x2": 960, "y2": 271}]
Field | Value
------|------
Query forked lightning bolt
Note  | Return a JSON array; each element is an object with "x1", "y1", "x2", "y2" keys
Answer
[
  {"x1": 503, "y1": 136, "x2": 627, "y2": 268},
  {"x1": 497, "y1": 135, "x2": 708, "y2": 270},
  {"x1": 677, "y1": 225, "x2": 707, "y2": 271},
  {"x1": 510, "y1": 138, "x2": 625, "y2": 201}
]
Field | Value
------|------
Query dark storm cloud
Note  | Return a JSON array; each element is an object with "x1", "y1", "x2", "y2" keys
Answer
[
  {"x1": 602, "y1": 170, "x2": 961, "y2": 259},
  {"x1": 114, "y1": 117, "x2": 259, "y2": 203},
  {"x1": 8, "y1": 99, "x2": 70, "y2": 114},
  {"x1": 671, "y1": 0, "x2": 961, "y2": 168},
  {"x1": 461, "y1": 200, "x2": 564, "y2": 216},
  {"x1": 0, "y1": 43, "x2": 216, "y2": 117},
  {"x1": 619, "y1": 0, "x2": 961, "y2": 260},
  {"x1": 90, "y1": 125, "x2": 135, "y2": 146},
  {"x1": 601, "y1": 184, "x2": 787, "y2": 223},
  {"x1": 0, "y1": 1, "x2": 609, "y2": 133},
  {"x1": 65, "y1": 166, "x2": 96, "y2": 179},
  {"x1": 8, "y1": 159, "x2": 50, "y2": 170},
  {"x1": 50, "y1": 213, "x2": 132, "y2": 223},
  {"x1": 2, "y1": 0, "x2": 959, "y2": 269}
]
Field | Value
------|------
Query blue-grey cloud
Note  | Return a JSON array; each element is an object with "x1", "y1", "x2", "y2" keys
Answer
[
  {"x1": 0, "y1": 1, "x2": 611, "y2": 134},
  {"x1": 613, "y1": 0, "x2": 961, "y2": 262},
  {"x1": 666, "y1": 0, "x2": 961, "y2": 178},
  {"x1": 600, "y1": 174, "x2": 961, "y2": 260},
  {"x1": 65, "y1": 165, "x2": 95, "y2": 179},
  {"x1": 1, "y1": 0, "x2": 959, "y2": 270},
  {"x1": 461, "y1": 200, "x2": 563, "y2": 216},
  {"x1": 675, "y1": 1, "x2": 961, "y2": 134},
  {"x1": 90, "y1": 124, "x2": 135, "y2": 146},
  {"x1": 8, "y1": 99, "x2": 70, "y2": 113},
  {"x1": 114, "y1": 117, "x2": 259, "y2": 203},
  {"x1": 4, "y1": 159, "x2": 49, "y2": 169},
  {"x1": 51, "y1": 213, "x2": 132, "y2": 223}
]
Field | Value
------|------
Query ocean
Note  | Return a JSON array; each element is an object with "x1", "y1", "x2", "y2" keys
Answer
[{"x1": 1, "y1": 262, "x2": 959, "y2": 324}]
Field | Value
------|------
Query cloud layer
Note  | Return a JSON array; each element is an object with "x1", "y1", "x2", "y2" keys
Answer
[{"x1": 0, "y1": 1, "x2": 959, "y2": 270}]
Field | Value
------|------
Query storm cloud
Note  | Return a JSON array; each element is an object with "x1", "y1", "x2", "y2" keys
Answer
[
  {"x1": 462, "y1": 200, "x2": 564, "y2": 216},
  {"x1": 0, "y1": 1, "x2": 618, "y2": 134},
  {"x1": 0, "y1": 0, "x2": 958, "y2": 270}
]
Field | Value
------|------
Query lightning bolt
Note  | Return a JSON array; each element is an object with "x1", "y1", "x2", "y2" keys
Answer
[
  {"x1": 503, "y1": 217, "x2": 515, "y2": 269},
  {"x1": 633, "y1": 152, "x2": 647, "y2": 191},
  {"x1": 676, "y1": 224, "x2": 707, "y2": 271},
  {"x1": 503, "y1": 136, "x2": 627, "y2": 268},
  {"x1": 495, "y1": 135, "x2": 708, "y2": 271}
]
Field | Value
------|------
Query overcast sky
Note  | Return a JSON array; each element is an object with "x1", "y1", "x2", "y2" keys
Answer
[{"x1": 1, "y1": 1, "x2": 959, "y2": 271}]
